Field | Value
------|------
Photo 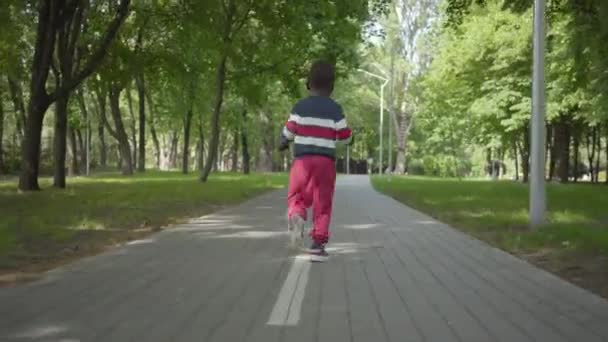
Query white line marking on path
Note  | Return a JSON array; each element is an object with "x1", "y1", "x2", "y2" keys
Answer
[{"x1": 267, "y1": 255, "x2": 311, "y2": 326}]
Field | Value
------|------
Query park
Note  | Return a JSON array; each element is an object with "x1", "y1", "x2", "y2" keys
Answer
[{"x1": 1, "y1": 0, "x2": 608, "y2": 341}]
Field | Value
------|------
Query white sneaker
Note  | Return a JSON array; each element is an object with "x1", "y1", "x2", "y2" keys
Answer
[{"x1": 288, "y1": 215, "x2": 305, "y2": 249}]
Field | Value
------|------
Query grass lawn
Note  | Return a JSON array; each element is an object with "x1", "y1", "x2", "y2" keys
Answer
[
  {"x1": 372, "y1": 176, "x2": 608, "y2": 298},
  {"x1": 0, "y1": 171, "x2": 287, "y2": 280}
]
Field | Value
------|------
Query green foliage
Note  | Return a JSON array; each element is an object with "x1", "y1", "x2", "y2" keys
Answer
[
  {"x1": 418, "y1": 2, "x2": 532, "y2": 148},
  {"x1": 407, "y1": 0, "x2": 608, "y2": 178},
  {"x1": 421, "y1": 154, "x2": 471, "y2": 177}
]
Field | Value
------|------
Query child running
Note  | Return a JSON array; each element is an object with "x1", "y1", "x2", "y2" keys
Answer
[{"x1": 279, "y1": 60, "x2": 353, "y2": 261}]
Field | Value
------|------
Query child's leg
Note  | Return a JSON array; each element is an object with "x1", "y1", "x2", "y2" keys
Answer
[
  {"x1": 287, "y1": 159, "x2": 310, "y2": 221},
  {"x1": 310, "y1": 157, "x2": 336, "y2": 245}
]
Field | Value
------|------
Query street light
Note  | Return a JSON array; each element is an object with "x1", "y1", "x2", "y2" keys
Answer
[
  {"x1": 530, "y1": 0, "x2": 547, "y2": 228},
  {"x1": 357, "y1": 68, "x2": 389, "y2": 175}
]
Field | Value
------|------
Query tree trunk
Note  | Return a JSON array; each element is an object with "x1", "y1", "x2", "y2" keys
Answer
[
  {"x1": 97, "y1": 125, "x2": 107, "y2": 169},
  {"x1": 485, "y1": 148, "x2": 491, "y2": 177},
  {"x1": 257, "y1": 145, "x2": 273, "y2": 172},
  {"x1": 150, "y1": 121, "x2": 160, "y2": 169},
  {"x1": 217, "y1": 134, "x2": 226, "y2": 171},
  {"x1": 513, "y1": 139, "x2": 519, "y2": 181},
  {"x1": 146, "y1": 91, "x2": 160, "y2": 169},
  {"x1": 594, "y1": 126, "x2": 601, "y2": 184},
  {"x1": 547, "y1": 124, "x2": 556, "y2": 180},
  {"x1": 68, "y1": 126, "x2": 79, "y2": 176},
  {"x1": 182, "y1": 108, "x2": 193, "y2": 174},
  {"x1": 256, "y1": 112, "x2": 274, "y2": 172},
  {"x1": 0, "y1": 90, "x2": 5, "y2": 173},
  {"x1": 394, "y1": 113, "x2": 410, "y2": 175},
  {"x1": 586, "y1": 127, "x2": 597, "y2": 183},
  {"x1": 20, "y1": 100, "x2": 49, "y2": 190},
  {"x1": 499, "y1": 148, "x2": 506, "y2": 176},
  {"x1": 126, "y1": 86, "x2": 137, "y2": 170},
  {"x1": 76, "y1": 91, "x2": 89, "y2": 173},
  {"x1": 19, "y1": 0, "x2": 58, "y2": 191},
  {"x1": 109, "y1": 85, "x2": 133, "y2": 175},
  {"x1": 555, "y1": 117, "x2": 571, "y2": 183},
  {"x1": 136, "y1": 73, "x2": 146, "y2": 172},
  {"x1": 200, "y1": 54, "x2": 228, "y2": 182},
  {"x1": 169, "y1": 132, "x2": 179, "y2": 169},
  {"x1": 214, "y1": 148, "x2": 221, "y2": 173},
  {"x1": 241, "y1": 110, "x2": 250, "y2": 175},
  {"x1": 196, "y1": 114, "x2": 205, "y2": 171},
  {"x1": 97, "y1": 95, "x2": 107, "y2": 168},
  {"x1": 231, "y1": 128, "x2": 239, "y2": 172},
  {"x1": 53, "y1": 95, "x2": 69, "y2": 188},
  {"x1": 521, "y1": 126, "x2": 530, "y2": 183},
  {"x1": 605, "y1": 123, "x2": 608, "y2": 185},
  {"x1": 76, "y1": 128, "x2": 86, "y2": 173},
  {"x1": 573, "y1": 130, "x2": 580, "y2": 183},
  {"x1": 195, "y1": 140, "x2": 203, "y2": 171}
]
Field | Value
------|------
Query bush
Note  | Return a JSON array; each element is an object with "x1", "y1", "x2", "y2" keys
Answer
[
  {"x1": 421, "y1": 155, "x2": 471, "y2": 178},
  {"x1": 407, "y1": 159, "x2": 426, "y2": 175}
]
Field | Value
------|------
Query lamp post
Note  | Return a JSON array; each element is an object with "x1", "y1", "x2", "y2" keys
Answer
[
  {"x1": 530, "y1": 0, "x2": 547, "y2": 228},
  {"x1": 346, "y1": 145, "x2": 350, "y2": 174},
  {"x1": 357, "y1": 69, "x2": 389, "y2": 175}
]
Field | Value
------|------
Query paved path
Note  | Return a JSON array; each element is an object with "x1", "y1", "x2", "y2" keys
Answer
[{"x1": 2, "y1": 176, "x2": 608, "y2": 342}]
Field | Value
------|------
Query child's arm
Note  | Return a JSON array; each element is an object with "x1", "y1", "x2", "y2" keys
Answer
[
  {"x1": 335, "y1": 116, "x2": 353, "y2": 146},
  {"x1": 279, "y1": 114, "x2": 297, "y2": 151}
]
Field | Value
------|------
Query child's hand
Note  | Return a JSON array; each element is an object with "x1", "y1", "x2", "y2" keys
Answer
[
  {"x1": 278, "y1": 135, "x2": 290, "y2": 151},
  {"x1": 278, "y1": 138, "x2": 290, "y2": 151}
]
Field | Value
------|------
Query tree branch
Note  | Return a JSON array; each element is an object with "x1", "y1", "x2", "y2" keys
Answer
[
  {"x1": 30, "y1": 0, "x2": 60, "y2": 104},
  {"x1": 67, "y1": 1, "x2": 86, "y2": 72},
  {"x1": 49, "y1": 0, "x2": 131, "y2": 103},
  {"x1": 95, "y1": 87, "x2": 119, "y2": 140},
  {"x1": 233, "y1": 0, "x2": 254, "y2": 35}
]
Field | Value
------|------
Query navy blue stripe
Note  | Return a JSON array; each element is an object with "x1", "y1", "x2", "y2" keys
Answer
[{"x1": 294, "y1": 144, "x2": 335, "y2": 160}]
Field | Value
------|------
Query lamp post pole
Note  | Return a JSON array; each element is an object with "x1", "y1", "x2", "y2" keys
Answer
[
  {"x1": 530, "y1": 0, "x2": 547, "y2": 228},
  {"x1": 357, "y1": 69, "x2": 389, "y2": 175}
]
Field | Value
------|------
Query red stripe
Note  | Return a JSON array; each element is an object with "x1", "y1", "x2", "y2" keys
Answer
[
  {"x1": 296, "y1": 124, "x2": 337, "y2": 139},
  {"x1": 286, "y1": 121, "x2": 297, "y2": 133},
  {"x1": 337, "y1": 128, "x2": 352, "y2": 140}
]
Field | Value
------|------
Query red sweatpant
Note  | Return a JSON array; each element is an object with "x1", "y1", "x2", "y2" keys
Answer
[{"x1": 287, "y1": 155, "x2": 336, "y2": 244}]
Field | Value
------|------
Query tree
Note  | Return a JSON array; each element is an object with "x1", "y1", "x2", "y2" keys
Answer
[
  {"x1": 19, "y1": 0, "x2": 131, "y2": 191},
  {"x1": 199, "y1": 0, "x2": 242, "y2": 182},
  {"x1": 107, "y1": 81, "x2": 133, "y2": 175},
  {"x1": 388, "y1": 0, "x2": 438, "y2": 174}
]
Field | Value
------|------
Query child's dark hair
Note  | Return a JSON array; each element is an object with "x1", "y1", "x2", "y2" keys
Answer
[{"x1": 307, "y1": 60, "x2": 335, "y2": 93}]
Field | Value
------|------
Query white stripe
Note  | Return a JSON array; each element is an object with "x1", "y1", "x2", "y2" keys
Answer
[
  {"x1": 267, "y1": 255, "x2": 311, "y2": 326},
  {"x1": 336, "y1": 118, "x2": 348, "y2": 130},
  {"x1": 336, "y1": 135, "x2": 352, "y2": 146},
  {"x1": 282, "y1": 126, "x2": 294, "y2": 140},
  {"x1": 295, "y1": 136, "x2": 336, "y2": 149},
  {"x1": 289, "y1": 114, "x2": 335, "y2": 129}
]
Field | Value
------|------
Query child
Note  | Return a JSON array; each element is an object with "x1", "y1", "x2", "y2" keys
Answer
[{"x1": 279, "y1": 60, "x2": 353, "y2": 261}]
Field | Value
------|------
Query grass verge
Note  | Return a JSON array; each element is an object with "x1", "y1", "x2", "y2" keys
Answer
[
  {"x1": 0, "y1": 171, "x2": 286, "y2": 282},
  {"x1": 372, "y1": 176, "x2": 608, "y2": 298}
]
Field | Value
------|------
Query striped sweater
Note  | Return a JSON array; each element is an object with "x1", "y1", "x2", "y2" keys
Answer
[{"x1": 281, "y1": 96, "x2": 353, "y2": 160}]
